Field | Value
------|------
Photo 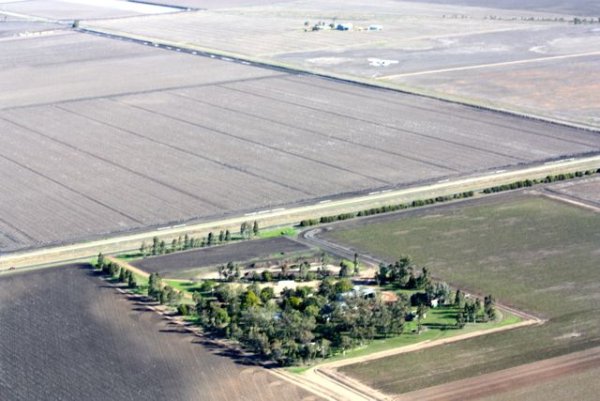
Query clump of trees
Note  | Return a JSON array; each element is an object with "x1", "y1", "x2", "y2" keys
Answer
[
  {"x1": 376, "y1": 256, "x2": 430, "y2": 290},
  {"x1": 193, "y1": 280, "x2": 408, "y2": 366},
  {"x1": 147, "y1": 272, "x2": 181, "y2": 305},
  {"x1": 454, "y1": 291, "x2": 497, "y2": 327}
]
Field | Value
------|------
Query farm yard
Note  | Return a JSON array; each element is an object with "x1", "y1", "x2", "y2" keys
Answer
[
  {"x1": 85, "y1": 0, "x2": 600, "y2": 127},
  {"x1": 0, "y1": 264, "x2": 319, "y2": 401},
  {"x1": 132, "y1": 236, "x2": 312, "y2": 279},
  {"x1": 321, "y1": 192, "x2": 600, "y2": 396},
  {"x1": 0, "y1": 30, "x2": 598, "y2": 254}
]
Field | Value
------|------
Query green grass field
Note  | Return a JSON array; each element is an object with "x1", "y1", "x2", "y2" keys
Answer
[{"x1": 327, "y1": 194, "x2": 600, "y2": 395}]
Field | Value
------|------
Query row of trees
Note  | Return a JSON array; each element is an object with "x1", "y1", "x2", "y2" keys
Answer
[
  {"x1": 299, "y1": 191, "x2": 475, "y2": 227},
  {"x1": 216, "y1": 253, "x2": 360, "y2": 284},
  {"x1": 96, "y1": 253, "x2": 137, "y2": 289},
  {"x1": 139, "y1": 221, "x2": 261, "y2": 258},
  {"x1": 483, "y1": 169, "x2": 599, "y2": 194}
]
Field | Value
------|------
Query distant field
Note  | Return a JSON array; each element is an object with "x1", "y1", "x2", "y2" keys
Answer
[
  {"x1": 144, "y1": 0, "x2": 297, "y2": 9},
  {"x1": 389, "y1": 52, "x2": 600, "y2": 127},
  {"x1": 479, "y1": 365, "x2": 600, "y2": 401},
  {"x1": 323, "y1": 193, "x2": 600, "y2": 394},
  {"x1": 2, "y1": 31, "x2": 595, "y2": 253},
  {"x1": 132, "y1": 237, "x2": 311, "y2": 279},
  {"x1": 546, "y1": 176, "x2": 600, "y2": 206},
  {"x1": 0, "y1": 0, "x2": 176, "y2": 20},
  {"x1": 87, "y1": 0, "x2": 600, "y2": 127},
  {"x1": 0, "y1": 18, "x2": 62, "y2": 38},
  {"x1": 0, "y1": 265, "x2": 317, "y2": 401},
  {"x1": 407, "y1": 0, "x2": 600, "y2": 16}
]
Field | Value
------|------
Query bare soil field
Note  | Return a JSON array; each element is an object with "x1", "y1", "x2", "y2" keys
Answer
[
  {"x1": 388, "y1": 52, "x2": 600, "y2": 128},
  {"x1": 544, "y1": 175, "x2": 600, "y2": 206},
  {"x1": 144, "y1": 0, "x2": 297, "y2": 9},
  {"x1": 395, "y1": 347, "x2": 600, "y2": 401},
  {"x1": 322, "y1": 193, "x2": 600, "y2": 396},
  {"x1": 479, "y1": 365, "x2": 600, "y2": 401},
  {"x1": 0, "y1": 0, "x2": 176, "y2": 20},
  {"x1": 132, "y1": 237, "x2": 311, "y2": 278},
  {"x1": 0, "y1": 17, "x2": 62, "y2": 38},
  {"x1": 86, "y1": 0, "x2": 600, "y2": 127},
  {"x1": 0, "y1": 264, "x2": 319, "y2": 401},
  {"x1": 407, "y1": 0, "x2": 600, "y2": 16},
  {"x1": 0, "y1": 30, "x2": 597, "y2": 254}
]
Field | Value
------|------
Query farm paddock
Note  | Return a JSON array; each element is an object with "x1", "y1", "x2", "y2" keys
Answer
[
  {"x1": 1, "y1": 30, "x2": 597, "y2": 254},
  {"x1": 87, "y1": 0, "x2": 600, "y2": 127},
  {"x1": 321, "y1": 192, "x2": 600, "y2": 396},
  {"x1": 0, "y1": 264, "x2": 319, "y2": 401},
  {"x1": 544, "y1": 175, "x2": 600, "y2": 207},
  {"x1": 132, "y1": 236, "x2": 312, "y2": 279}
]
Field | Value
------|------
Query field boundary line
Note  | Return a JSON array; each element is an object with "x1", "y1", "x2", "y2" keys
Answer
[
  {"x1": 539, "y1": 189, "x2": 600, "y2": 213},
  {"x1": 377, "y1": 51, "x2": 600, "y2": 80}
]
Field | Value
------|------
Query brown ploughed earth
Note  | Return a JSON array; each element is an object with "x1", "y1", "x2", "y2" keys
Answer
[{"x1": 395, "y1": 346, "x2": 600, "y2": 401}]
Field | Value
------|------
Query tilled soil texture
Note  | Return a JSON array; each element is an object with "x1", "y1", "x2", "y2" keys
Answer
[
  {"x1": 132, "y1": 237, "x2": 311, "y2": 278},
  {"x1": 1, "y1": 31, "x2": 598, "y2": 253},
  {"x1": 0, "y1": 265, "x2": 320, "y2": 401}
]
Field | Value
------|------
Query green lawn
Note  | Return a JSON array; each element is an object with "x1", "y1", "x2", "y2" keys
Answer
[
  {"x1": 164, "y1": 279, "x2": 202, "y2": 293},
  {"x1": 327, "y1": 194, "x2": 600, "y2": 394},
  {"x1": 258, "y1": 226, "x2": 297, "y2": 239}
]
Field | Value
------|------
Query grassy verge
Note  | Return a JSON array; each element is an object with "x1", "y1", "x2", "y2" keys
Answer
[{"x1": 258, "y1": 226, "x2": 297, "y2": 239}]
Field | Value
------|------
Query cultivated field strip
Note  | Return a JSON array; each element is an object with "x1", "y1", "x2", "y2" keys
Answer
[
  {"x1": 0, "y1": 32, "x2": 280, "y2": 109},
  {"x1": 0, "y1": 31, "x2": 598, "y2": 253},
  {"x1": 133, "y1": 236, "x2": 310, "y2": 277},
  {"x1": 0, "y1": 265, "x2": 319, "y2": 401}
]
